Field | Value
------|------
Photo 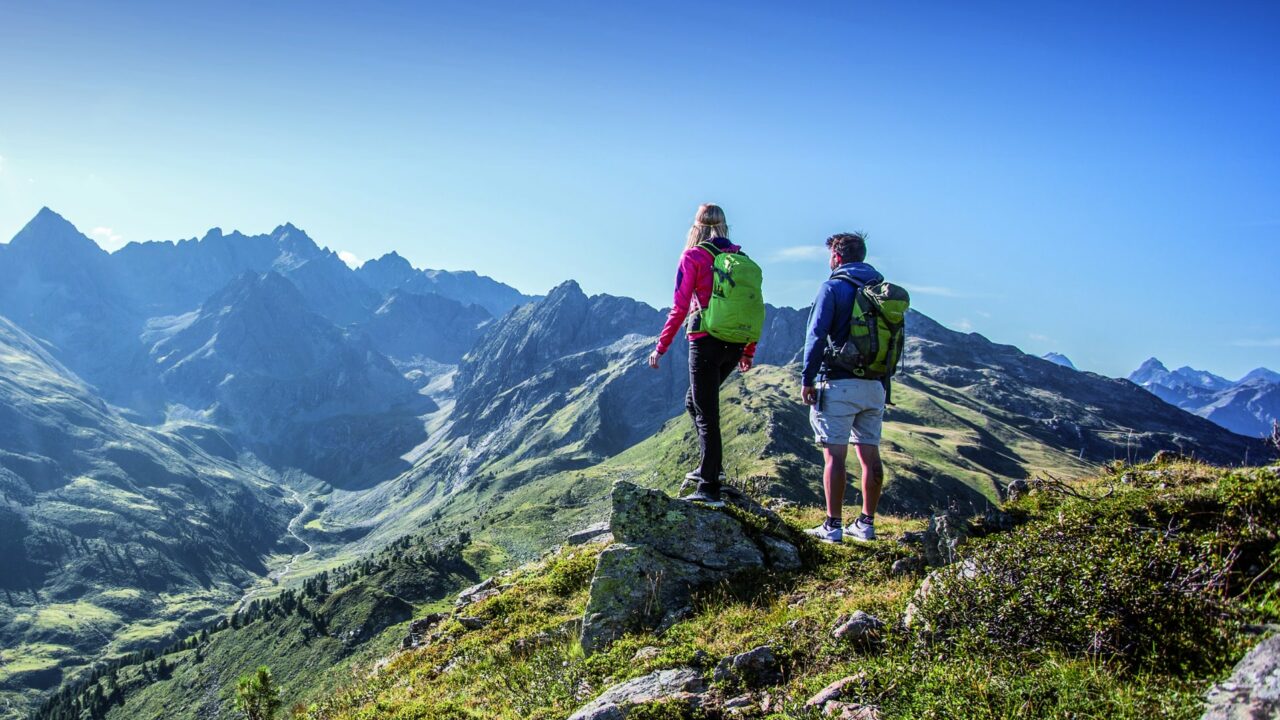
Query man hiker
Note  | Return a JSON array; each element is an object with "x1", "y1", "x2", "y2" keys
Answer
[{"x1": 800, "y1": 232, "x2": 906, "y2": 543}]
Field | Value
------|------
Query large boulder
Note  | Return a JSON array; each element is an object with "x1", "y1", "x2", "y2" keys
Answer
[
  {"x1": 580, "y1": 481, "x2": 804, "y2": 654},
  {"x1": 1202, "y1": 634, "x2": 1280, "y2": 719},
  {"x1": 567, "y1": 667, "x2": 705, "y2": 720}
]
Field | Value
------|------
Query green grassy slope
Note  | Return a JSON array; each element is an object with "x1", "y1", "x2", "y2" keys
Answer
[
  {"x1": 36, "y1": 536, "x2": 486, "y2": 720},
  {"x1": 423, "y1": 365, "x2": 1095, "y2": 562},
  {"x1": 298, "y1": 460, "x2": 1280, "y2": 720},
  {"x1": 0, "y1": 317, "x2": 295, "y2": 719}
]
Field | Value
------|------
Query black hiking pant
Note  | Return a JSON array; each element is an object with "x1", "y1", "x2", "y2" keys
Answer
[{"x1": 685, "y1": 335, "x2": 745, "y2": 492}]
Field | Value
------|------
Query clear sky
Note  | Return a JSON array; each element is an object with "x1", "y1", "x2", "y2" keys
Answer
[{"x1": 1, "y1": 1, "x2": 1276, "y2": 379}]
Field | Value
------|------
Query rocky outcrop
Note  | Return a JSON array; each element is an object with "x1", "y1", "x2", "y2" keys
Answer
[
  {"x1": 567, "y1": 667, "x2": 705, "y2": 720},
  {"x1": 579, "y1": 481, "x2": 805, "y2": 654},
  {"x1": 1202, "y1": 634, "x2": 1280, "y2": 719},
  {"x1": 713, "y1": 645, "x2": 783, "y2": 688},
  {"x1": 921, "y1": 511, "x2": 971, "y2": 567}
]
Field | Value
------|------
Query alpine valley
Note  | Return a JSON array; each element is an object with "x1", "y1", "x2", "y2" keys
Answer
[{"x1": 0, "y1": 209, "x2": 1269, "y2": 719}]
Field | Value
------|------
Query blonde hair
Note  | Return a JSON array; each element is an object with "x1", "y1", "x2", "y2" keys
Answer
[{"x1": 684, "y1": 203, "x2": 729, "y2": 249}]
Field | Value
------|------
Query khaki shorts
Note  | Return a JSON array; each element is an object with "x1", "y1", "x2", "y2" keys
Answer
[{"x1": 810, "y1": 378, "x2": 886, "y2": 446}]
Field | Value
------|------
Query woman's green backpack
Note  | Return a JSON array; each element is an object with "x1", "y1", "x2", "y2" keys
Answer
[
  {"x1": 688, "y1": 242, "x2": 765, "y2": 344},
  {"x1": 826, "y1": 274, "x2": 910, "y2": 379}
]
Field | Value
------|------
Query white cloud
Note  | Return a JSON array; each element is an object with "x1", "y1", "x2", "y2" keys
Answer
[
  {"x1": 1233, "y1": 338, "x2": 1280, "y2": 348},
  {"x1": 88, "y1": 226, "x2": 126, "y2": 252},
  {"x1": 772, "y1": 246, "x2": 828, "y2": 262},
  {"x1": 955, "y1": 318, "x2": 974, "y2": 332},
  {"x1": 901, "y1": 283, "x2": 960, "y2": 297},
  {"x1": 338, "y1": 250, "x2": 361, "y2": 269},
  {"x1": 1029, "y1": 333, "x2": 1054, "y2": 343}
]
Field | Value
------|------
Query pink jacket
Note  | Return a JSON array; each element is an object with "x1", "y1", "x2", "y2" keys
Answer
[{"x1": 655, "y1": 238, "x2": 758, "y2": 359}]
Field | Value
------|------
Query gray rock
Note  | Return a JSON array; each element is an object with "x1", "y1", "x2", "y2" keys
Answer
[
  {"x1": 890, "y1": 557, "x2": 922, "y2": 576},
  {"x1": 409, "y1": 612, "x2": 447, "y2": 635},
  {"x1": 922, "y1": 511, "x2": 971, "y2": 566},
  {"x1": 761, "y1": 535, "x2": 803, "y2": 571},
  {"x1": 898, "y1": 530, "x2": 926, "y2": 546},
  {"x1": 455, "y1": 576, "x2": 497, "y2": 607},
  {"x1": 832, "y1": 611, "x2": 885, "y2": 646},
  {"x1": 610, "y1": 482, "x2": 765, "y2": 570},
  {"x1": 805, "y1": 673, "x2": 867, "y2": 708},
  {"x1": 569, "y1": 521, "x2": 614, "y2": 546},
  {"x1": 632, "y1": 646, "x2": 661, "y2": 662},
  {"x1": 1202, "y1": 634, "x2": 1280, "y2": 719},
  {"x1": 1005, "y1": 477, "x2": 1030, "y2": 502},
  {"x1": 824, "y1": 702, "x2": 881, "y2": 719},
  {"x1": 713, "y1": 645, "x2": 783, "y2": 688},
  {"x1": 580, "y1": 481, "x2": 804, "y2": 654},
  {"x1": 457, "y1": 616, "x2": 488, "y2": 630},
  {"x1": 567, "y1": 667, "x2": 706, "y2": 720}
]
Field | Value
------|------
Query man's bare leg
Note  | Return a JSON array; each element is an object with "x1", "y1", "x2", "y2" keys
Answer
[
  {"x1": 822, "y1": 444, "x2": 849, "y2": 520},
  {"x1": 853, "y1": 443, "x2": 884, "y2": 517}
]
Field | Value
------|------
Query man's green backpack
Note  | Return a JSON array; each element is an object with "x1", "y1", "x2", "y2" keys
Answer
[
  {"x1": 688, "y1": 242, "x2": 765, "y2": 344},
  {"x1": 826, "y1": 274, "x2": 910, "y2": 380}
]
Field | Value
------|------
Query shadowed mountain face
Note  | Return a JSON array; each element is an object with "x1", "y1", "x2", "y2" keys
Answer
[
  {"x1": 0, "y1": 209, "x2": 162, "y2": 414},
  {"x1": 356, "y1": 251, "x2": 534, "y2": 318},
  {"x1": 0, "y1": 315, "x2": 291, "y2": 702},
  {"x1": 1129, "y1": 358, "x2": 1279, "y2": 438},
  {"x1": 356, "y1": 290, "x2": 492, "y2": 365},
  {"x1": 147, "y1": 272, "x2": 434, "y2": 486},
  {"x1": 904, "y1": 312, "x2": 1258, "y2": 465}
]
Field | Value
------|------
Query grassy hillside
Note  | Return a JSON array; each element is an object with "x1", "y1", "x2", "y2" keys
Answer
[
  {"x1": 397, "y1": 364, "x2": 1095, "y2": 562},
  {"x1": 36, "y1": 535, "x2": 489, "y2": 720},
  {"x1": 0, "y1": 317, "x2": 295, "y2": 718},
  {"x1": 299, "y1": 459, "x2": 1279, "y2": 719}
]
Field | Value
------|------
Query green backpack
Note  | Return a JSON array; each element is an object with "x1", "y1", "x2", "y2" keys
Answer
[
  {"x1": 826, "y1": 274, "x2": 911, "y2": 380},
  {"x1": 688, "y1": 242, "x2": 765, "y2": 344}
]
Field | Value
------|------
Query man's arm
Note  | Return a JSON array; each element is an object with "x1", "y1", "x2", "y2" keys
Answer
[{"x1": 801, "y1": 282, "x2": 836, "y2": 388}]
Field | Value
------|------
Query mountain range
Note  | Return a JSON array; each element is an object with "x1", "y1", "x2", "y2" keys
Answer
[
  {"x1": 0, "y1": 207, "x2": 1271, "y2": 718},
  {"x1": 1129, "y1": 358, "x2": 1279, "y2": 439}
]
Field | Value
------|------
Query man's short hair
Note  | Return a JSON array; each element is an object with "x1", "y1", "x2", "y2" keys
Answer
[{"x1": 826, "y1": 232, "x2": 867, "y2": 263}]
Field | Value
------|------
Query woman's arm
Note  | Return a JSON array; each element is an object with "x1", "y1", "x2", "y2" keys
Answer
[{"x1": 655, "y1": 249, "x2": 702, "y2": 355}]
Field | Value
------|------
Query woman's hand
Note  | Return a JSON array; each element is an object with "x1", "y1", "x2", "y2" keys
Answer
[
  {"x1": 647, "y1": 350, "x2": 661, "y2": 369},
  {"x1": 738, "y1": 356, "x2": 753, "y2": 373}
]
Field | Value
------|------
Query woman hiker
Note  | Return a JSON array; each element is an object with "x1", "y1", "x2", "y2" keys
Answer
[{"x1": 647, "y1": 203, "x2": 760, "y2": 507}]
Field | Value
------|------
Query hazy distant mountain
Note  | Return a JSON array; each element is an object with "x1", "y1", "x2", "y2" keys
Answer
[
  {"x1": 1042, "y1": 352, "x2": 1075, "y2": 369},
  {"x1": 113, "y1": 223, "x2": 382, "y2": 325},
  {"x1": 0, "y1": 208, "x2": 164, "y2": 415},
  {"x1": 355, "y1": 290, "x2": 492, "y2": 365},
  {"x1": 356, "y1": 251, "x2": 534, "y2": 318},
  {"x1": 147, "y1": 271, "x2": 433, "y2": 485},
  {"x1": 0, "y1": 314, "x2": 291, "y2": 704},
  {"x1": 1128, "y1": 358, "x2": 1279, "y2": 437}
]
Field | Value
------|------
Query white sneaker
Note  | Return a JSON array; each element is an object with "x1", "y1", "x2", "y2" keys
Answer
[
  {"x1": 846, "y1": 517, "x2": 876, "y2": 542},
  {"x1": 804, "y1": 523, "x2": 843, "y2": 544}
]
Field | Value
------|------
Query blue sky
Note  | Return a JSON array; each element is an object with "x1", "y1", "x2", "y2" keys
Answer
[{"x1": 1, "y1": 0, "x2": 1277, "y2": 379}]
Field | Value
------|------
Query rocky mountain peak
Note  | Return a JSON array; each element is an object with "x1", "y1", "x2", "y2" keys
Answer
[
  {"x1": 1129, "y1": 357, "x2": 1170, "y2": 385},
  {"x1": 7, "y1": 207, "x2": 107, "y2": 259},
  {"x1": 1240, "y1": 367, "x2": 1280, "y2": 386},
  {"x1": 1042, "y1": 352, "x2": 1076, "y2": 370}
]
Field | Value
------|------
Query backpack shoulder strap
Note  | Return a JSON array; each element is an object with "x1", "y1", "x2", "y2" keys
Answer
[
  {"x1": 697, "y1": 241, "x2": 723, "y2": 259},
  {"x1": 830, "y1": 271, "x2": 865, "y2": 287}
]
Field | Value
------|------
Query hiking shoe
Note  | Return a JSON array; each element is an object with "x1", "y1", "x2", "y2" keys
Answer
[
  {"x1": 804, "y1": 523, "x2": 843, "y2": 544},
  {"x1": 681, "y1": 489, "x2": 725, "y2": 508},
  {"x1": 681, "y1": 470, "x2": 728, "y2": 495},
  {"x1": 846, "y1": 517, "x2": 876, "y2": 542}
]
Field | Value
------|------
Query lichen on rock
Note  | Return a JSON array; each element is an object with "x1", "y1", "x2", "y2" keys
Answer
[{"x1": 579, "y1": 481, "x2": 804, "y2": 654}]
